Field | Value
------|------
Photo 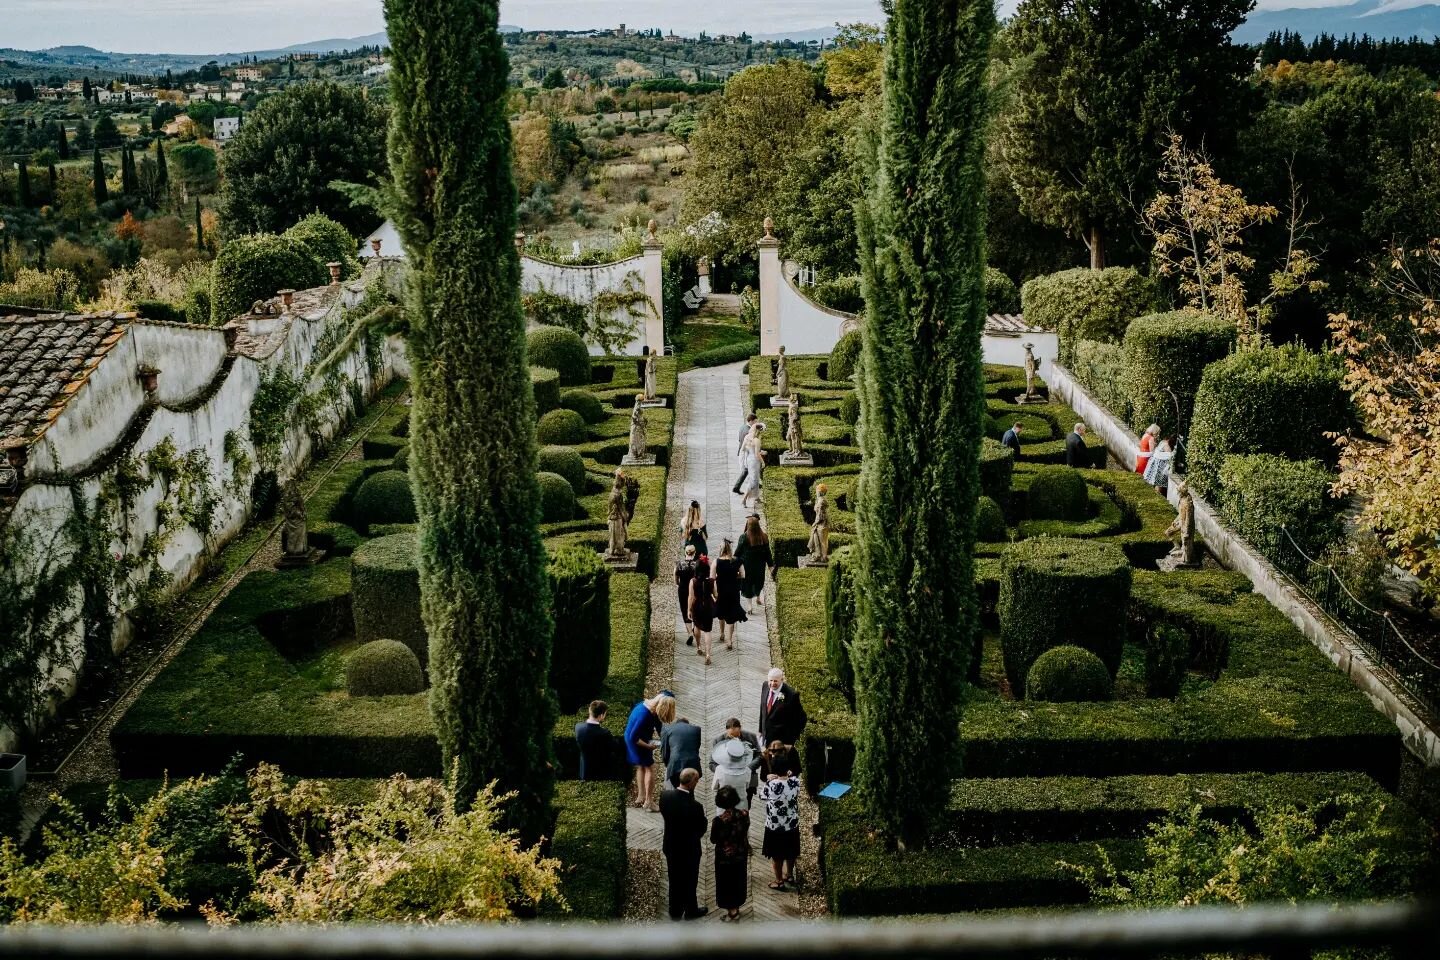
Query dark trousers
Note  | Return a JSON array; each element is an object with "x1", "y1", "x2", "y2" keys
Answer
[
  {"x1": 666, "y1": 849, "x2": 701, "y2": 919},
  {"x1": 733, "y1": 464, "x2": 748, "y2": 492}
]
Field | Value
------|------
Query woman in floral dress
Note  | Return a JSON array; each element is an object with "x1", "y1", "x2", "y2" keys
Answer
[{"x1": 759, "y1": 740, "x2": 801, "y2": 890}]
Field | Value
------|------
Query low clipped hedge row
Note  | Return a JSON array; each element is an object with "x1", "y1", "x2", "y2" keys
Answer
[
  {"x1": 693, "y1": 339, "x2": 760, "y2": 367},
  {"x1": 546, "y1": 781, "x2": 627, "y2": 919}
]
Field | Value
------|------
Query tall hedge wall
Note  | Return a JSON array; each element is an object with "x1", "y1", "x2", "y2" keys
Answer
[
  {"x1": 1123, "y1": 310, "x2": 1235, "y2": 438},
  {"x1": 351, "y1": 531, "x2": 427, "y2": 666},
  {"x1": 1186, "y1": 344, "x2": 1352, "y2": 499},
  {"x1": 825, "y1": 547, "x2": 858, "y2": 708},
  {"x1": 999, "y1": 538, "x2": 1131, "y2": 694},
  {"x1": 548, "y1": 546, "x2": 611, "y2": 712},
  {"x1": 1020, "y1": 267, "x2": 1159, "y2": 364},
  {"x1": 1218, "y1": 454, "x2": 1343, "y2": 562}
]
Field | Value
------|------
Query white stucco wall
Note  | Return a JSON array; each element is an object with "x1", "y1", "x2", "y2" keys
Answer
[
  {"x1": 775, "y1": 269, "x2": 855, "y2": 356},
  {"x1": 0, "y1": 265, "x2": 403, "y2": 755},
  {"x1": 982, "y1": 330, "x2": 1059, "y2": 370},
  {"x1": 521, "y1": 254, "x2": 651, "y2": 356}
]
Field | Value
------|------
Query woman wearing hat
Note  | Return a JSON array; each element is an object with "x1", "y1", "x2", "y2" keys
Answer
[
  {"x1": 710, "y1": 785, "x2": 751, "y2": 921},
  {"x1": 712, "y1": 736, "x2": 756, "y2": 812}
]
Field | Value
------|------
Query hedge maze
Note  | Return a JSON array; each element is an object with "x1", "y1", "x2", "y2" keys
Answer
[
  {"x1": 110, "y1": 346, "x2": 677, "y2": 919},
  {"x1": 762, "y1": 352, "x2": 1431, "y2": 917}
]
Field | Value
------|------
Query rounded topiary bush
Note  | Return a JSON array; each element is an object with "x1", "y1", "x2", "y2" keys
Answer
[
  {"x1": 351, "y1": 530, "x2": 426, "y2": 663},
  {"x1": 976, "y1": 495, "x2": 1008, "y2": 543},
  {"x1": 1026, "y1": 645, "x2": 1114, "y2": 703},
  {"x1": 527, "y1": 326, "x2": 592, "y2": 386},
  {"x1": 538, "y1": 446, "x2": 587, "y2": 495},
  {"x1": 999, "y1": 537, "x2": 1132, "y2": 694},
  {"x1": 1187, "y1": 344, "x2": 1352, "y2": 500},
  {"x1": 1027, "y1": 465, "x2": 1088, "y2": 521},
  {"x1": 985, "y1": 266, "x2": 1021, "y2": 314},
  {"x1": 979, "y1": 438, "x2": 1015, "y2": 501},
  {"x1": 548, "y1": 546, "x2": 611, "y2": 711},
  {"x1": 531, "y1": 366, "x2": 561, "y2": 414},
  {"x1": 210, "y1": 233, "x2": 326, "y2": 324},
  {"x1": 353, "y1": 469, "x2": 417, "y2": 529},
  {"x1": 536, "y1": 408, "x2": 588, "y2": 445},
  {"x1": 393, "y1": 444, "x2": 410, "y2": 470},
  {"x1": 346, "y1": 639, "x2": 425, "y2": 697},
  {"x1": 537, "y1": 471, "x2": 578, "y2": 522},
  {"x1": 1122, "y1": 310, "x2": 1235, "y2": 439},
  {"x1": 1020, "y1": 267, "x2": 1158, "y2": 364},
  {"x1": 839, "y1": 392, "x2": 860, "y2": 427},
  {"x1": 830, "y1": 330, "x2": 862, "y2": 382},
  {"x1": 560, "y1": 388, "x2": 606, "y2": 424},
  {"x1": 282, "y1": 213, "x2": 360, "y2": 280}
]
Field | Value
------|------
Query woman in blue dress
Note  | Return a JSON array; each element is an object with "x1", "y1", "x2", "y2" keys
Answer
[{"x1": 624, "y1": 692, "x2": 676, "y2": 811}]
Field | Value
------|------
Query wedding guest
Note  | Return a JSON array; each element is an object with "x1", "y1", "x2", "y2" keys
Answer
[
  {"x1": 1001, "y1": 422, "x2": 1023, "y2": 457},
  {"x1": 661, "y1": 714, "x2": 703, "y2": 789},
  {"x1": 714, "y1": 539, "x2": 747, "y2": 651},
  {"x1": 735, "y1": 515, "x2": 774, "y2": 615},
  {"x1": 575, "y1": 699, "x2": 614, "y2": 781},
  {"x1": 624, "y1": 692, "x2": 675, "y2": 812},
  {"x1": 711, "y1": 736, "x2": 756, "y2": 812},
  {"x1": 675, "y1": 544, "x2": 699, "y2": 647},
  {"x1": 1136, "y1": 423, "x2": 1160, "y2": 475},
  {"x1": 689, "y1": 555, "x2": 716, "y2": 665},
  {"x1": 682, "y1": 501, "x2": 708, "y2": 556},
  {"x1": 710, "y1": 716, "x2": 763, "y2": 805},
  {"x1": 733, "y1": 413, "x2": 759, "y2": 494},
  {"x1": 710, "y1": 785, "x2": 751, "y2": 922},
  {"x1": 661, "y1": 768, "x2": 708, "y2": 920},
  {"x1": 758, "y1": 667, "x2": 807, "y2": 747},
  {"x1": 1066, "y1": 422, "x2": 1089, "y2": 468},
  {"x1": 760, "y1": 745, "x2": 801, "y2": 890}
]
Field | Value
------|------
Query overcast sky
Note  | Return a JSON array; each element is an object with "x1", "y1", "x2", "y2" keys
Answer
[{"x1": 3, "y1": 1, "x2": 1428, "y2": 56}]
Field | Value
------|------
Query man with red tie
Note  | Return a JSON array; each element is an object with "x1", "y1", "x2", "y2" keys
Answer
[{"x1": 759, "y1": 667, "x2": 807, "y2": 747}]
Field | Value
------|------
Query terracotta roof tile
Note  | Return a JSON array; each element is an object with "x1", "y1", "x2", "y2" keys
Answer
[{"x1": 0, "y1": 313, "x2": 129, "y2": 445}]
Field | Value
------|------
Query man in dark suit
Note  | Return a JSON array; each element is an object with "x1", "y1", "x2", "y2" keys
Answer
[
  {"x1": 574, "y1": 699, "x2": 615, "y2": 781},
  {"x1": 709, "y1": 716, "x2": 763, "y2": 801},
  {"x1": 759, "y1": 668, "x2": 807, "y2": 747},
  {"x1": 660, "y1": 715, "x2": 702, "y2": 788},
  {"x1": 1065, "y1": 422, "x2": 1089, "y2": 467},
  {"x1": 1001, "y1": 423, "x2": 1023, "y2": 458},
  {"x1": 660, "y1": 768, "x2": 708, "y2": 920}
]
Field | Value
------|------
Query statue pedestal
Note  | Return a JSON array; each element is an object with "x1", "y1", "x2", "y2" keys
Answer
[
  {"x1": 768, "y1": 396, "x2": 794, "y2": 408},
  {"x1": 1014, "y1": 393, "x2": 1047, "y2": 406},
  {"x1": 277, "y1": 548, "x2": 325, "y2": 569},
  {"x1": 798, "y1": 556, "x2": 830, "y2": 569},
  {"x1": 1157, "y1": 554, "x2": 1203, "y2": 574},
  {"x1": 621, "y1": 455, "x2": 657, "y2": 468},
  {"x1": 639, "y1": 399, "x2": 668, "y2": 410},
  {"x1": 779, "y1": 452, "x2": 814, "y2": 467},
  {"x1": 600, "y1": 550, "x2": 640, "y2": 573}
]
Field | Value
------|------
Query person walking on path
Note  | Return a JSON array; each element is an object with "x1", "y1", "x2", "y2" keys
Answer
[
  {"x1": 575, "y1": 699, "x2": 615, "y2": 781},
  {"x1": 732, "y1": 413, "x2": 759, "y2": 494},
  {"x1": 688, "y1": 555, "x2": 716, "y2": 665},
  {"x1": 758, "y1": 667, "x2": 807, "y2": 748},
  {"x1": 711, "y1": 736, "x2": 756, "y2": 812},
  {"x1": 713, "y1": 538, "x2": 747, "y2": 650},
  {"x1": 675, "y1": 544, "x2": 699, "y2": 647},
  {"x1": 710, "y1": 717, "x2": 763, "y2": 806},
  {"x1": 624, "y1": 692, "x2": 675, "y2": 811},
  {"x1": 661, "y1": 768, "x2": 709, "y2": 920},
  {"x1": 681, "y1": 501, "x2": 708, "y2": 557},
  {"x1": 710, "y1": 785, "x2": 752, "y2": 921},
  {"x1": 759, "y1": 748, "x2": 801, "y2": 890},
  {"x1": 735, "y1": 515, "x2": 774, "y2": 615},
  {"x1": 1136, "y1": 423, "x2": 1160, "y2": 474},
  {"x1": 661, "y1": 714, "x2": 703, "y2": 788},
  {"x1": 1001, "y1": 422, "x2": 1023, "y2": 458},
  {"x1": 740, "y1": 423, "x2": 765, "y2": 509}
]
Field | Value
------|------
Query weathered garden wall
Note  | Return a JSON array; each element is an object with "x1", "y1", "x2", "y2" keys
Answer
[
  {"x1": 520, "y1": 246, "x2": 664, "y2": 357},
  {"x1": 0, "y1": 261, "x2": 405, "y2": 753}
]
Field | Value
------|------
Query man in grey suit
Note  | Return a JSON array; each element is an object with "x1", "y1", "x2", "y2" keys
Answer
[
  {"x1": 660, "y1": 716, "x2": 703, "y2": 788},
  {"x1": 708, "y1": 716, "x2": 762, "y2": 802}
]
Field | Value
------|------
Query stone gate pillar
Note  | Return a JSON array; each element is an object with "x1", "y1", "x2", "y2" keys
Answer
[
  {"x1": 643, "y1": 222, "x2": 665, "y2": 354},
  {"x1": 758, "y1": 217, "x2": 781, "y2": 355}
]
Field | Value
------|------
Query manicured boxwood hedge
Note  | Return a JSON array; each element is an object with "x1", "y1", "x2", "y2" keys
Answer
[
  {"x1": 527, "y1": 327, "x2": 591, "y2": 386},
  {"x1": 1123, "y1": 310, "x2": 1235, "y2": 439},
  {"x1": 1186, "y1": 343, "x2": 1352, "y2": 500},
  {"x1": 979, "y1": 438, "x2": 1014, "y2": 501},
  {"x1": 537, "y1": 409, "x2": 588, "y2": 446},
  {"x1": 545, "y1": 781, "x2": 627, "y2": 919},
  {"x1": 548, "y1": 547, "x2": 611, "y2": 712},
  {"x1": 1218, "y1": 454, "x2": 1342, "y2": 562},
  {"x1": 1020, "y1": 267, "x2": 1158, "y2": 364},
  {"x1": 559, "y1": 388, "x2": 606, "y2": 425},
  {"x1": 999, "y1": 538, "x2": 1132, "y2": 692},
  {"x1": 351, "y1": 530, "x2": 426, "y2": 665},
  {"x1": 531, "y1": 366, "x2": 562, "y2": 414},
  {"x1": 538, "y1": 446, "x2": 587, "y2": 496},
  {"x1": 1027, "y1": 645, "x2": 1113, "y2": 702},
  {"x1": 1026, "y1": 465, "x2": 1088, "y2": 521},
  {"x1": 537, "y1": 471, "x2": 578, "y2": 522},
  {"x1": 693, "y1": 339, "x2": 760, "y2": 367},
  {"x1": 346, "y1": 639, "x2": 425, "y2": 696},
  {"x1": 352, "y1": 469, "x2": 417, "y2": 531},
  {"x1": 830, "y1": 330, "x2": 862, "y2": 383}
]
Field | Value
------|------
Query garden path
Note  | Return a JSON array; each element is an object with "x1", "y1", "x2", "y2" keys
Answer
[{"x1": 625, "y1": 362, "x2": 803, "y2": 922}]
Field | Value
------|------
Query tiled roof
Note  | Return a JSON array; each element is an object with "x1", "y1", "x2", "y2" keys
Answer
[
  {"x1": 0, "y1": 313, "x2": 129, "y2": 445},
  {"x1": 986, "y1": 313, "x2": 1046, "y2": 335}
]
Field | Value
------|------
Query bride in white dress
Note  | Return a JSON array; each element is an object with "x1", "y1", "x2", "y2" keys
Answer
[{"x1": 740, "y1": 422, "x2": 765, "y2": 509}]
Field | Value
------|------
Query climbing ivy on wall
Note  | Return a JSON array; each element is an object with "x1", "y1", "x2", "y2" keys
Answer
[{"x1": 522, "y1": 274, "x2": 651, "y2": 354}]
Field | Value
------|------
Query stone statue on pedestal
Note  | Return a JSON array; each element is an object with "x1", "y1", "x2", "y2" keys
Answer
[
  {"x1": 627, "y1": 394, "x2": 648, "y2": 462},
  {"x1": 643, "y1": 352, "x2": 657, "y2": 402},
  {"x1": 277, "y1": 480, "x2": 322, "y2": 567},
  {"x1": 787, "y1": 397, "x2": 805, "y2": 459},
  {"x1": 806, "y1": 483, "x2": 831, "y2": 566},
  {"x1": 775, "y1": 346, "x2": 790, "y2": 401},
  {"x1": 1163, "y1": 480, "x2": 1202, "y2": 569},
  {"x1": 606, "y1": 470, "x2": 630, "y2": 560},
  {"x1": 1023, "y1": 343, "x2": 1040, "y2": 402}
]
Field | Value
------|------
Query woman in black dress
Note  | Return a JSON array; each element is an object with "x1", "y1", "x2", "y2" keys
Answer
[
  {"x1": 714, "y1": 538, "x2": 747, "y2": 652},
  {"x1": 688, "y1": 555, "x2": 716, "y2": 665},
  {"x1": 710, "y1": 785, "x2": 751, "y2": 921},
  {"x1": 734, "y1": 515, "x2": 774, "y2": 615},
  {"x1": 675, "y1": 544, "x2": 698, "y2": 646}
]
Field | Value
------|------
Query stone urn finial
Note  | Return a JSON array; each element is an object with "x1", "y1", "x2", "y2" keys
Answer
[
  {"x1": 327, "y1": 261, "x2": 342, "y2": 285},
  {"x1": 370, "y1": 237, "x2": 383, "y2": 255},
  {"x1": 515, "y1": 230, "x2": 527, "y2": 253},
  {"x1": 279, "y1": 288, "x2": 296, "y2": 311},
  {"x1": 136, "y1": 363, "x2": 161, "y2": 395},
  {"x1": 647, "y1": 218, "x2": 659, "y2": 241},
  {"x1": 763, "y1": 216, "x2": 775, "y2": 240}
]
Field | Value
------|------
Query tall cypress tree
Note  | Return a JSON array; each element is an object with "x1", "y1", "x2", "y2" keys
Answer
[
  {"x1": 57, "y1": 123, "x2": 70, "y2": 160},
  {"x1": 92, "y1": 147, "x2": 108, "y2": 205},
  {"x1": 194, "y1": 197, "x2": 204, "y2": 251},
  {"x1": 120, "y1": 146, "x2": 135, "y2": 195},
  {"x1": 155, "y1": 139, "x2": 169, "y2": 189},
  {"x1": 383, "y1": 0, "x2": 556, "y2": 842},
  {"x1": 851, "y1": 0, "x2": 996, "y2": 849},
  {"x1": 16, "y1": 161, "x2": 30, "y2": 208}
]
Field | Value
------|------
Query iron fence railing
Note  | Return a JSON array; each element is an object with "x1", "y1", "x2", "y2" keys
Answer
[
  {"x1": 1273, "y1": 526, "x2": 1440, "y2": 722},
  {"x1": 0, "y1": 901, "x2": 1436, "y2": 960}
]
